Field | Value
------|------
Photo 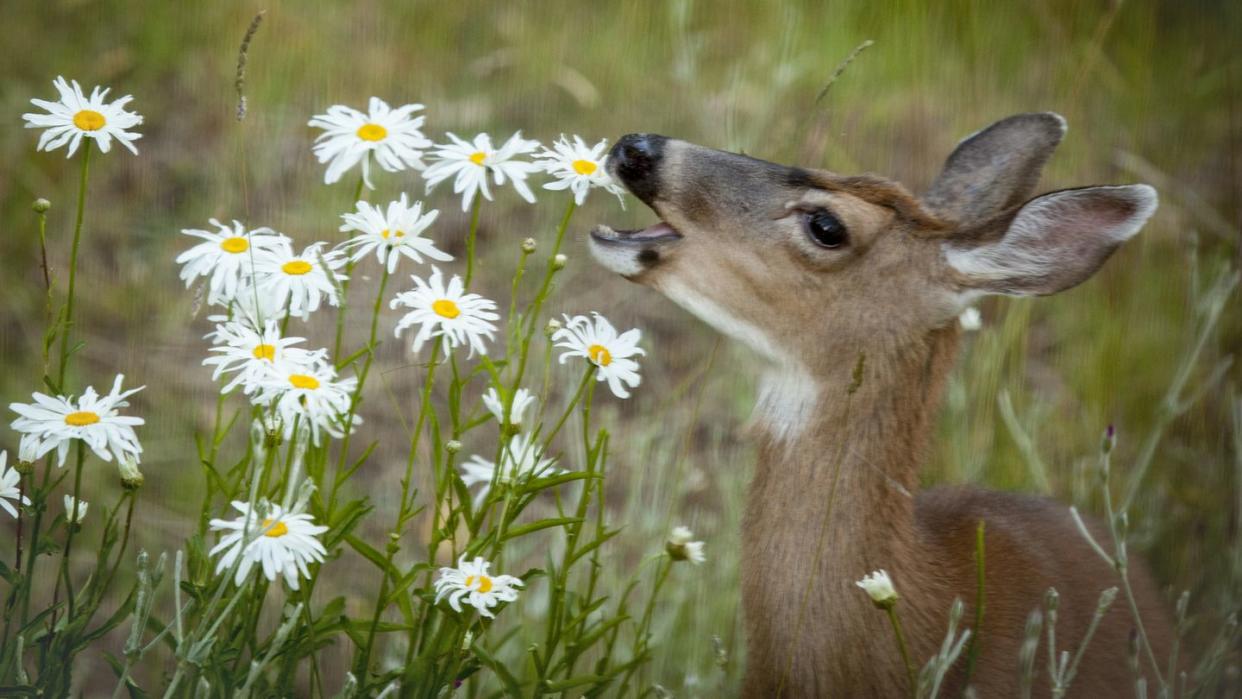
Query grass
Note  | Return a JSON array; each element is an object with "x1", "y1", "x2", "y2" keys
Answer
[{"x1": 0, "y1": 0, "x2": 1239, "y2": 695}]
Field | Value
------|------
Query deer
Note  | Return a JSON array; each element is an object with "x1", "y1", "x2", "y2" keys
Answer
[{"x1": 587, "y1": 113, "x2": 1173, "y2": 697}]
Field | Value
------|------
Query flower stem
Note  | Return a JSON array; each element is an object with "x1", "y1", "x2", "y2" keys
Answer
[
  {"x1": 59, "y1": 443, "x2": 86, "y2": 619},
  {"x1": 57, "y1": 141, "x2": 93, "y2": 390},
  {"x1": 332, "y1": 174, "x2": 368, "y2": 359},
  {"x1": 886, "y1": 605, "x2": 918, "y2": 696},
  {"x1": 464, "y1": 193, "x2": 483, "y2": 287}
]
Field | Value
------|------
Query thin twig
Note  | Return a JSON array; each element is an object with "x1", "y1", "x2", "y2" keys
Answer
[{"x1": 235, "y1": 10, "x2": 266, "y2": 121}]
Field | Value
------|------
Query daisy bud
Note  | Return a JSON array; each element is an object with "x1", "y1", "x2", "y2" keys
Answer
[
  {"x1": 32, "y1": 198, "x2": 51, "y2": 214},
  {"x1": 462, "y1": 630, "x2": 474, "y2": 650},
  {"x1": 118, "y1": 456, "x2": 144, "y2": 490},
  {"x1": 666, "y1": 525, "x2": 706, "y2": 564},
  {"x1": 856, "y1": 569, "x2": 899, "y2": 609},
  {"x1": 446, "y1": 440, "x2": 463, "y2": 454},
  {"x1": 521, "y1": 238, "x2": 537, "y2": 254},
  {"x1": 1102, "y1": 424, "x2": 1116, "y2": 454},
  {"x1": 544, "y1": 318, "x2": 562, "y2": 336},
  {"x1": 64, "y1": 495, "x2": 89, "y2": 525},
  {"x1": 13, "y1": 458, "x2": 35, "y2": 476},
  {"x1": 552, "y1": 254, "x2": 568, "y2": 270}
]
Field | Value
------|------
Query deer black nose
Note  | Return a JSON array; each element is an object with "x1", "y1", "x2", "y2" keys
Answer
[{"x1": 608, "y1": 134, "x2": 666, "y2": 205}]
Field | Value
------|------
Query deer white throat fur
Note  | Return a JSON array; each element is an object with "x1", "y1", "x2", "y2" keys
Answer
[{"x1": 588, "y1": 113, "x2": 1172, "y2": 697}]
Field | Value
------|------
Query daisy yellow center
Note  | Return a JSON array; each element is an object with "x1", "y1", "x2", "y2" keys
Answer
[
  {"x1": 220, "y1": 236, "x2": 249, "y2": 253},
  {"x1": 572, "y1": 159, "x2": 598, "y2": 175},
  {"x1": 432, "y1": 299, "x2": 461, "y2": 319},
  {"x1": 356, "y1": 123, "x2": 388, "y2": 141},
  {"x1": 381, "y1": 229, "x2": 406, "y2": 239},
  {"x1": 73, "y1": 109, "x2": 107, "y2": 131},
  {"x1": 465, "y1": 574, "x2": 494, "y2": 593},
  {"x1": 261, "y1": 518, "x2": 289, "y2": 538},
  {"x1": 252, "y1": 344, "x2": 276, "y2": 361},
  {"x1": 469, "y1": 151, "x2": 487, "y2": 166},
  {"x1": 282, "y1": 260, "x2": 313, "y2": 275},
  {"x1": 289, "y1": 374, "x2": 320, "y2": 390},
  {"x1": 64, "y1": 411, "x2": 101, "y2": 427},
  {"x1": 587, "y1": 344, "x2": 612, "y2": 367}
]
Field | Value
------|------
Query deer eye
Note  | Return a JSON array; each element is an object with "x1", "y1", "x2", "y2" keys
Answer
[{"x1": 805, "y1": 209, "x2": 848, "y2": 249}]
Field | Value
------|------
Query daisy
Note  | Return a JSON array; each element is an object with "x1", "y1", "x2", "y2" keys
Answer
[
  {"x1": 253, "y1": 361, "x2": 358, "y2": 445},
  {"x1": 339, "y1": 194, "x2": 452, "y2": 274},
  {"x1": 422, "y1": 132, "x2": 542, "y2": 211},
  {"x1": 308, "y1": 97, "x2": 431, "y2": 188},
  {"x1": 22, "y1": 76, "x2": 143, "y2": 157},
  {"x1": 63, "y1": 495, "x2": 89, "y2": 524},
  {"x1": 9, "y1": 375, "x2": 144, "y2": 467},
  {"x1": 666, "y1": 525, "x2": 706, "y2": 565},
  {"x1": 856, "y1": 569, "x2": 899, "y2": 608},
  {"x1": 0, "y1": 452, "x2": 30, "y2": 518},
  {"x1": 203, "y1": 318, "x2": 327, "y2": 395},
  {"x1": 553, "y1": 313, "x2": 645, "y2": 399},
  {"x1": 208, "y1": 500, "x2": 328, "y2": 590},
  {"x1": 537, "y1": 135, "x2": 626, "y2": 206},
  {"x1": 251, "y1": 241, "x2": 347, "y2": 321},
  {"x1": 391, "y1": 267, "x2": 499, "y2": 356},
  {"x1": 459, "y1": 432, "x2": 560, "y2": 505},
  {"x1": 433, "y1": 555, "x2": 523, "y2": 618},
  {"x1": 481, "y1": 386, "x2": 536, "y2": 428},
  {"x1": 175, "y1": 219, "x2": 290, "y2": 306}
]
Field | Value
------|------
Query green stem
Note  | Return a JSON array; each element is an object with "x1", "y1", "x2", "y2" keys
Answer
[
  {"x1": 333, "y1": 174, "x2": 368, "y2": 359},
  {"x1": 464, "y1": 193, "x2": 483, "y2": 287},
  {"x1": 962, "y1": 520, "x2": 986, "y2": 688},
  {"x1": 57, "y1": 141, "x2": 93, "y2": 389},
  {"x1": 886, "y1": 605, "x2": 917, "y2": 697},
  {"x1": 59, "y1": 443, "x2": 87, "y2": 619},
  {"x1": 18, "y1": 458, "x2": 54, "y2": 630}
]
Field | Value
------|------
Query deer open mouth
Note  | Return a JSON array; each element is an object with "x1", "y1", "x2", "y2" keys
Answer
[{"x1": 589, "y1": 221, "x2": 683, "y2": 247}]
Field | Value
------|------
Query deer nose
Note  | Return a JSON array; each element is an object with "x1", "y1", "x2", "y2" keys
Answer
[{"x1": 609, "y1": 134, "x2": 667, "y2": 205}]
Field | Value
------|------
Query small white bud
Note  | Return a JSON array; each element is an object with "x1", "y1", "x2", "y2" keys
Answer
[
  {"x1": 118, "y1": 456, "x2": 144, "y2": 490},
  {"x1": 958, "y1": 307, "x2": 982, "y2": 332},
  {"x1": 855, "y1": 569, "x2": 898, "y2": 608},
  {"x1": 552, "y1": 254, "x2": 568, "y2": 270},
  {"x1": 64, "y1": 495, "x2": 89, "y2": 524},
  {"x1": 446, "y1": 440, "x2": 463, "y2": 454},
  {"x1": 521, "y1": 238, "x2": 537, "y2": 254},
  {"x1": 666, "y1": 525, "x2": 706, "y2": 564},
  {"x1": 544, "y1": 318, "x2": 563, "y2": 336}
]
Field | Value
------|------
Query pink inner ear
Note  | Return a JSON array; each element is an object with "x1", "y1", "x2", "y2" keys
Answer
[{"x1": 944, "y1": 185, "x2": 1157, "y2": 296}]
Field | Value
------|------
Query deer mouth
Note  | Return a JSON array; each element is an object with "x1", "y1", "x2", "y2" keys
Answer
[{"x1": 589, "y1": 222, "x2": 683, "y2": 247}]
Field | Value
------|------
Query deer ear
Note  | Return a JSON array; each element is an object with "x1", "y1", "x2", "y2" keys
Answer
[
  {"x1": 943, "y1": 185, "x2": 1157, "y2": 297},
  {"x1": 923, "y1": 112, "x2": 1066, "y2": 222}
]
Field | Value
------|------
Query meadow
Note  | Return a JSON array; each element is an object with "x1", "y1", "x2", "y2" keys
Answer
[{"x1": 0, "y1": 1, "x2": 1239, "y2": 696}]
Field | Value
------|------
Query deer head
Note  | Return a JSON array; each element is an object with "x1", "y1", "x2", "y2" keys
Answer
[{"x1": 590, "y1": 113, "x2": 1156, "y2": 435}]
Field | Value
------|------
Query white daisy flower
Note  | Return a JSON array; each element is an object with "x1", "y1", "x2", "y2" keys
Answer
[
  {"x1": 391, "y1": 267, "x2": 499, "y2": 357},
  {"x1": 856, "y1": 569, "x2": 899, "y2": 608},
  {"x1": 308, "y1": 97, "x2": 431, "y2": 188},
  {"x1": 666, "y1": 525, "x2": 706, "y2": 565},
  {"x1": 208, "y1": 500, "x2": 328, "y2": 590},
  {"x1": 63, "y1": 495, "x2": 89, "y2": 524},
  {"x1": 459, "y1": 432, "x2": 560, "y2": 505},
  {"x1": 175, "y1": 219, "x2": 290, "y2": 306},
  {"x1": 251, "y1": 241, "x2": 347, "y2": 321},
  {"x1": 481, "y1": 386, "x2": 536, "y2": 428},
  {"x1": 958, "y1": 307, "x2": 982, "y2": 332},
  {"x1": 433, "y1": 555, "x2": 524, "y2": 618},
  {"x1": 339, "y1": 194, "x2": 452, "y2": 274},
  {"x1": 0, "y1": 452, "x2": 30, "y2": 519},
  {"x1": 422, "y1": 132, "x2": 542, "y2": 211},
  {"x1": 22, "y1": 76, "x2": 143, "y2": 157},
  {"x1": 553, "y1": 313, "x2": 645, "y2": 399},
  {"x1": 9, "y1": 375, "x2": 144, "y2": 467},
  {"x1": 252, "y1": 361, "x2": 357, "y2": 445},
  {"x1": 203, "y1": 318, "x2": 327, "y2": 395},
  {"x1": 536, "y1": 135, "x2": 626, "y2": 206}
]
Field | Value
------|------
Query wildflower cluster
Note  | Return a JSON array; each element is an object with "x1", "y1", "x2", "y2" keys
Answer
[{"x1": 1, "y1": 75, "x2": 700, "y2": 698}]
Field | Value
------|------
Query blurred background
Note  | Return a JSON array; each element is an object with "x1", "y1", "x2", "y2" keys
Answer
[{"x1": 1, "y1": 0, "x2": 1239, "y2": 694}]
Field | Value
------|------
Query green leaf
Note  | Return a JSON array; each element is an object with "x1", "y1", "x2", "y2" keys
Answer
[
  {"x1": 472, "y1": 642, "x2": 524, "y2": 697},
  {"x1": 520, "y1": 471, "x2": 598, "y2": 494},
  {"x1": 501, "y1": 517, "x2": 582, "y2": 542},
  {"x1": 344, "y1": 534, "x2": 394, "y2": 576},
  {"x1": 543, "y1": 674, "x2": 607, "y2": 691}
]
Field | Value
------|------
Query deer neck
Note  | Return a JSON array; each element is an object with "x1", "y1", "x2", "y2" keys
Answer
[{"x1": 741, "y1": 325, "x2": 960, "y2": 690}]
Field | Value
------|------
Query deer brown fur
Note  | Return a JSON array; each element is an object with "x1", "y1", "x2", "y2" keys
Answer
[{"x1": 588, "y1": 113, "x2": 1171, "y2": 697}]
